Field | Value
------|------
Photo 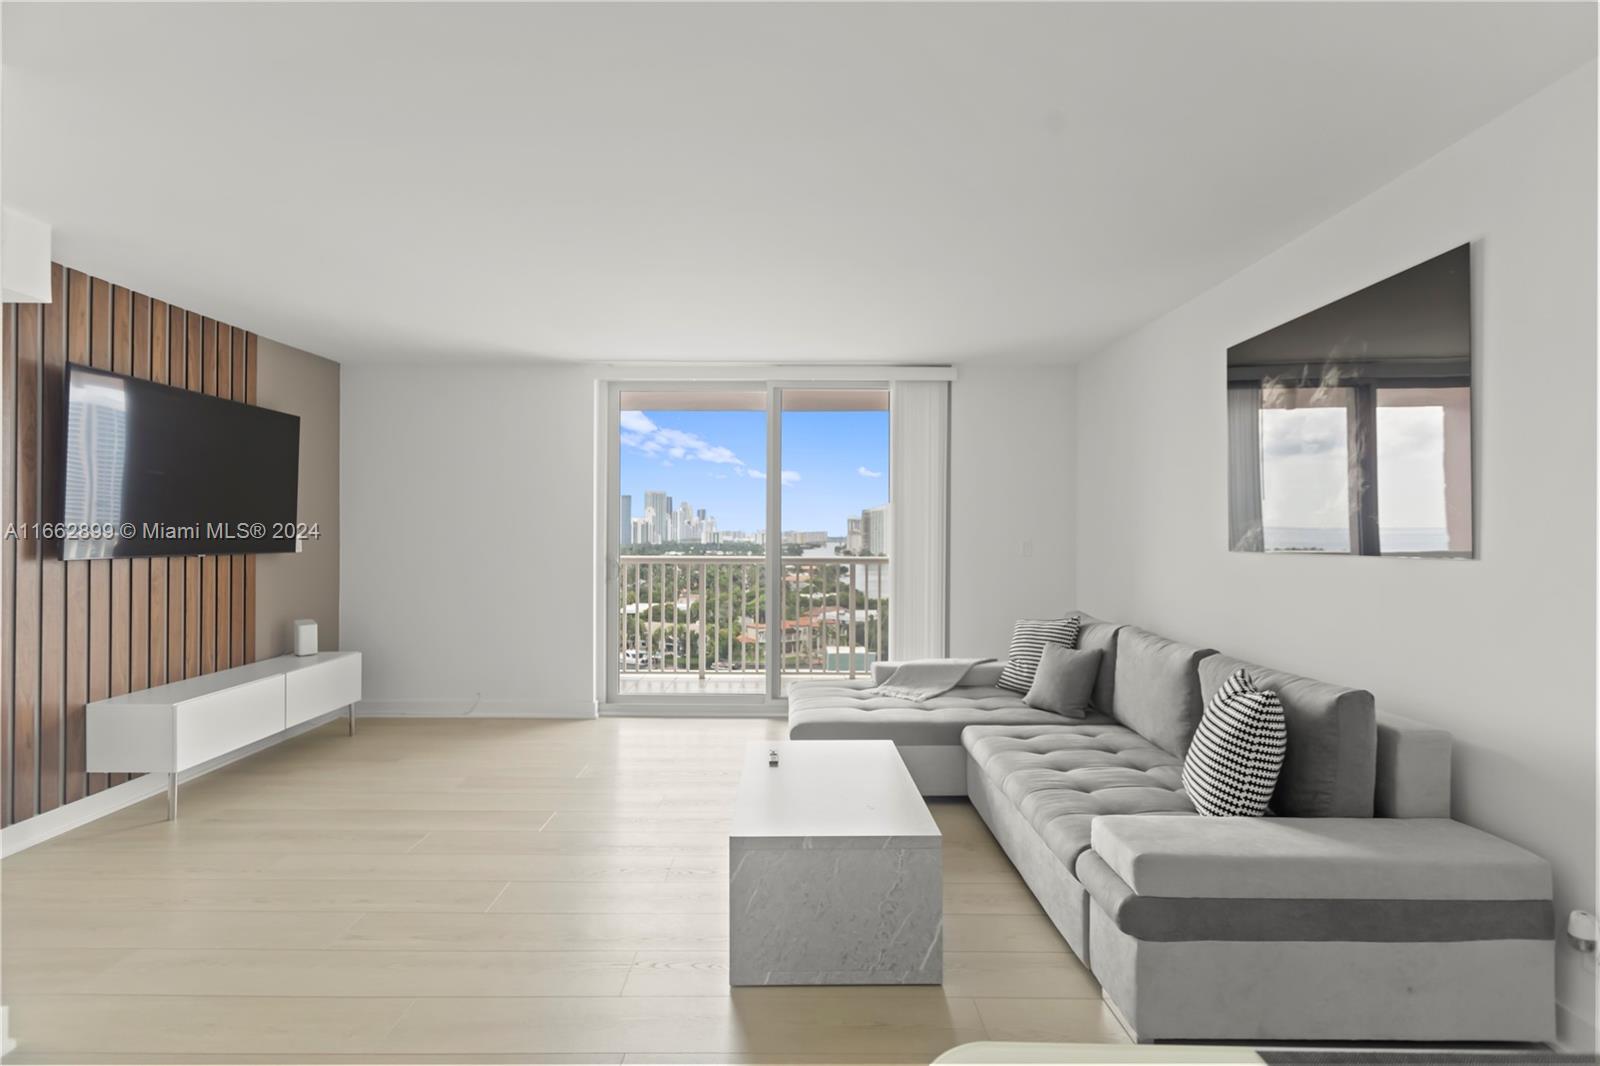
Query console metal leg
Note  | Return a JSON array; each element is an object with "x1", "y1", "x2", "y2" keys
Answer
[
  {"x1": 167, "y1": 773, "x2": 178, "y2": 821},
  {"x1": 348, "y1": 704, "x2": 356, "y2": 736}
]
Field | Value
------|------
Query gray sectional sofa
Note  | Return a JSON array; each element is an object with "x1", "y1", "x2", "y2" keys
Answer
[{"x1": 785, "y1": 614, "x2": 1556, "y2": 1045}]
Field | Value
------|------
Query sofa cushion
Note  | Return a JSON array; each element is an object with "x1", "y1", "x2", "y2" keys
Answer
[
  {"x1": 1375, "y1": 712, "x2": 1452, "y2": 818},
  {"x1": 997, "y1": 616, "x2": 1082, "y2": 694},
  {"x1": 1110, "y1": 627, "x2": 1216, "y2": 757},
  {"x1": 787, "y1": 679, "x2": 1065, "y2": 746},
  {"x1": 1023, "y1": 646, "x2": 1101, "y2": 718},
  {"x1": 1198, "y1": 654, "x2": 1376, "y2": 817},
  {"x1": 1088, "y1": 814, "x2": 1553, "y2": 901},
  {"x1": 963, "y1": 724, "x2": 1195, "y2": 873},
  {"x1": 1075, "y1": 614, "x2": 1122, "y2": 715}
]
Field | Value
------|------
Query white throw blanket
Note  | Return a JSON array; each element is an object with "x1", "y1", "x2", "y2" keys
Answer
[{"x1": 874, "y1": 658, "x2": 996, "y2": 701}]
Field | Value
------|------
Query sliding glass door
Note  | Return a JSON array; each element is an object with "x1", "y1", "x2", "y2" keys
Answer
[{"x1": 605, "y1": 383, "x2": 890, "y2": 707}]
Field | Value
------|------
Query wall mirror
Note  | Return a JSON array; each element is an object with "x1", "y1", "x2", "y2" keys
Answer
[{"x1": 1227, "y1": 244, "x2": 1473, "y2": 558}]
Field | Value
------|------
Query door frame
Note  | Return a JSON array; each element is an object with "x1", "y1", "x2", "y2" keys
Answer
[{"x1": 596, "y1": 377, "x2": 890, "y2": 715}]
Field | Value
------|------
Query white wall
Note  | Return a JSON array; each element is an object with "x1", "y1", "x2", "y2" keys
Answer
[
  {"x1": 340, "y1": 363, "x2": 599, "y2": 715},
  {"x1": 1073, "y1": 64, "x2": 1597, "y2": 1047},
  {"x1": 255, "y1": 337, "x2": 341, "y2": 659},
  {"x1": 950, "y1": 361, "x2": 1078, "y2": 657},
  {"x1": 342, "y1": 361, "x2": 1075, "y2": 711}
]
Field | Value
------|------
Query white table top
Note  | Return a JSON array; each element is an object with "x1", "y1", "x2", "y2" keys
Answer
[
  {"x1": 729, "y1": 739, "x2": 940, "y2": 841},
  {"x1": 89, "y1": 651, "x2": 359, "y2": 709}
]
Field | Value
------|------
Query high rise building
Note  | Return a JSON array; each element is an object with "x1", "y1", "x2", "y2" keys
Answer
[
  {"x1": 645, "y1": 491, "x2": 672, "y2": 544},
  {"x1": 619, "y1": 495, "x2": 632, "y2": 546},
  {"x1": 861, "y1": 505, "x2": 888, "y2": 555}
]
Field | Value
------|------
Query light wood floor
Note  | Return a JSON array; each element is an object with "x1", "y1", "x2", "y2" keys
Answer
[{"x1": 0, "y1": 716, "x2": 1128, "y2": 1064}]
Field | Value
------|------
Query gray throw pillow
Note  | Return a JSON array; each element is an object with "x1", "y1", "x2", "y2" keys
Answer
[{"x1": 1023, "y1": 645, "x2": 1102, "y2": 718}]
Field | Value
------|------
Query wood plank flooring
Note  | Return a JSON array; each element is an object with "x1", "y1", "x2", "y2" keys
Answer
[{"x1": 0, "y1": 716, "x2": 1127, "y2": 1063}]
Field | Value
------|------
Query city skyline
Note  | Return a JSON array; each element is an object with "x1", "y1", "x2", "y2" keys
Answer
[
  {"x1": 619, "y1": 408, "x2": 889, "y2": 536},
  {"x1": 619, "y1": 485, "x2": 887, "y2": 553}
]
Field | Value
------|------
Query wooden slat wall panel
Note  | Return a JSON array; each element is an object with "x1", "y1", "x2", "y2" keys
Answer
[
  {"x1": 244, "y1": 335, "x2": 258, "y2": 664},
  {"x1": 231, "y1": 329, "x2": 247, "y2": 667},
  {"x1": 2, "y1": 265, "x2": 261, "y2": 825},
  {"x1": 148, "y1": 300, "x2": 168, "y2": 692},
  {"x1": 108, "y1": 288, "x2": 132, "y2": 788},
  {"x1": 4, "y1": 303, "x2": 18, "y2": 829},
  {"x1": 64, "y1": 269, "x2": 90, "y2": 804},
  {"x1": 200, "y1": 320, "x2": 218, "y2": 676},
  {"x1": 39, "y1": 264, "x2": 67, "y2": 813},
  {"x1": 184, "y1": 312, "x2": 202, "y2": 682},
  {"x1": 13, "y1": 302, "x2": 43, "y2": 819},
  {"x1": 126, "y1": 295, "x2": 152, "y2": 791},
  {"x1": 216, "y1": 324, "x2": 233, "y2": 670},
  {"x1": 131, "y1": 293, "x2": 151, "y2": 699},
  {"x1": 166, "y1": 305, "x2": 187, "y2": 684},
  {"x1": 87, "y1": 278, "x2": 111, "y2": 796}
]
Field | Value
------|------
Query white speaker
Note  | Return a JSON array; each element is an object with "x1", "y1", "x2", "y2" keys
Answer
[{"x1": 292, "y1": 619, "x2": 319, "y2": 657}]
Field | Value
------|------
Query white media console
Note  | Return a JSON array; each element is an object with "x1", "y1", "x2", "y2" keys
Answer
[{"x1": 86, "y1": 651, "x2": 362, "y2": 819}]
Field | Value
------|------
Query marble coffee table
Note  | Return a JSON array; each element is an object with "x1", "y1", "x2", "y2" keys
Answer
[{"x1": 728, "y1": 738, "x2": 942, "y2": 985}]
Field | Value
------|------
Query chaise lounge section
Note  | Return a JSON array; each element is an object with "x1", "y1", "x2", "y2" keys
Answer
[
  {"x1": 785, "y1": 613, "x2": 1556, "y2": 1044},
  {"x1": 787, "y1": 616, "x2": 1125, "y2": 796}
]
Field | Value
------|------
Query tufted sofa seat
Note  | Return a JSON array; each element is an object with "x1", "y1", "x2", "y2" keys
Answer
[
  {"x1": 787, "y1": 678, "x2": 1070, "y2": 794},
  {"x1": 964, "y1": 724, "x2": 1195, "y2": 863},
  {"x1": 787, "y1": 679, "x2": 1065, "y2": 745},
  {"x1": 962, "y1": 722, "x2": 1195, "y2": 957}
]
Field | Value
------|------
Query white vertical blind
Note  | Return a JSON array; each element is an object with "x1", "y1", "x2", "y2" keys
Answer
[{"x1": 888, "y1": 380, "x2": 950, "y2": 661}]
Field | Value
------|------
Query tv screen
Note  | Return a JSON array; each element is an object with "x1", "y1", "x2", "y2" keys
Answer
[
  {"x1": 60, "y1": 364, "x2": 300, "y2": 559},
  {"x1": 1226, "y1": 244, "x2": 1473, "y2": 558}
]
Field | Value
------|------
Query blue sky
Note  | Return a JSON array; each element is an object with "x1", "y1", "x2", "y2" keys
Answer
[{"x1": 619, "y1": 409, "x2": 889, "y2": 535}]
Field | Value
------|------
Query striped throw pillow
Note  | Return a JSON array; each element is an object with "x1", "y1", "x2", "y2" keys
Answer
[
  {"x1": 997, "y1": 615, "x2": 1082, "y2": 694},
  {"x1": 1182, "y1": 668, "x2": 1288, "y2": 817}
]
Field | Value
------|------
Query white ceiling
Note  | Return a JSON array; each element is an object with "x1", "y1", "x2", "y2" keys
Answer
[{"x1": 3, "y1": 2, "x2": 1594, "y2": 366}]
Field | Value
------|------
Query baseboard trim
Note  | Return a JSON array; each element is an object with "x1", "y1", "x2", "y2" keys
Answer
[
  {"x1": 355, "y1": 698, "x2": 595, "y2": 719},
  {"x1": 0, "y1": 707, "x2": 350, "y2": 858},
  {"x1": 598, "y1": 702, "x2": 786, "y2": 718},
  {"x1": 1556, "y1": 996, "x2": 1596, "y2": 1053}
]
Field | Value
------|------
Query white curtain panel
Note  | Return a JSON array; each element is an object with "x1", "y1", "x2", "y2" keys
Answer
[{"x1": 888, "y1": 379, "x2": 951, "y2": 662}]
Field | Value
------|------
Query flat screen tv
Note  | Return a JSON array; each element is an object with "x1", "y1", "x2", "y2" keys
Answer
[
  {"x1": 1226, "y1": 244, "x2": 1473, "y2": 559},
  {"x1": 59, "y1": 364, "x2": 300, "y2": 559}
]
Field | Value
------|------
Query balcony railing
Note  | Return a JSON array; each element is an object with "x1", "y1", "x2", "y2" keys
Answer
[{"x1": 618, "y1": 554, "x2": 889, "y2": 691}]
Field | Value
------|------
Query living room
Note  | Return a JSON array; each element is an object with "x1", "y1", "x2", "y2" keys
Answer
[{"x1": 0, "y1": 3, "x2": 1595, "y2": 1064}]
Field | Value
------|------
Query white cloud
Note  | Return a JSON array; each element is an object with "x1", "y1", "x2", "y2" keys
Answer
[
  {"x1": 619, "y1": 415, "x2": 747, "y2": 469},
  {"x1": 857, "y1": 466, "x2": 882, "y2": 478},
  {"x1": 748, "y1": 469, "x2": 799, "y2": 485},
  {"x1": 619, "y1": 410, "x2": 657, "y2": 435}
]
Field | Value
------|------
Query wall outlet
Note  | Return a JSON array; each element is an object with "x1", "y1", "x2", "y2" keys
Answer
[{"x1": 1569, "y1": 910, "x2": 1597, "y2": 954}]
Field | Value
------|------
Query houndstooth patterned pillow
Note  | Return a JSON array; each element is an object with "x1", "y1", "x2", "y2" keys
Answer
[{"x1": 1182, "y1": 667, "x2": 1288, "y2": 817}]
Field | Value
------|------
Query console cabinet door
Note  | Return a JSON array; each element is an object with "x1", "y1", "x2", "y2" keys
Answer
[
  {"x1": 286, "y1": 654, "x2": 362, "y2": 727},
  {"x1": 174, "y1": 675, "x2": 286, "y2": 769}
]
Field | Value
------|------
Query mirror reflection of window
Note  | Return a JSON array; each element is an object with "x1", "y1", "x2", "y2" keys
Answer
[
  {"x1": 1375, "y1": 387, "x2": 1471, "y2": 555},
  {"x1": 1259, "y1": 396, "x2": 1351, "y2": 553}
]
